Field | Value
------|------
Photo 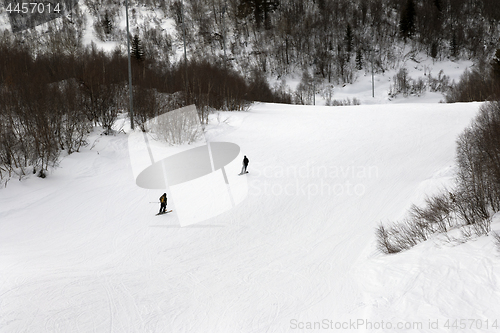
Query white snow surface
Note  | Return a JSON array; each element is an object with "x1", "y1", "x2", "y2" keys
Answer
[{"x1": 2, "y1": 102, "x2": 500, "y2": 332}]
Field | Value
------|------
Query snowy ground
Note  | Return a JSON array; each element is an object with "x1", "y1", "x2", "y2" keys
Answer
[
  {"x1": 281, "y1": 56, "x2": 473, "y2": 106},
  {"x1": 2, "y1": 2, "x2": 499, "y2": 331},
  {"x1": 3, "y1": 100, "x2": 500, "y2": 332}
]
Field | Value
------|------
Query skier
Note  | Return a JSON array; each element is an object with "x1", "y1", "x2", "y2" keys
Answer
[
  {"x1": 240, "y1": 155, "x2": 249, "y2": 175},
  {"x1": 159, "y1": 193, "x2": 167, "y2": 214}
]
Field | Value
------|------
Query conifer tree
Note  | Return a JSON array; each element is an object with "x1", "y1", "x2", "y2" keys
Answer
[
  {"x1": 345, "y1": 24, "x2": 353, "y2": 55},
  {"x1": 355, "y1": 49, "x2": 363, "y2": 70},
  {"x1": 491, "y1": 49, "x2": 500, "y2": 80},
  {"x1": 103, "y1": 12, "x2": 112, "y2": 35},
  {"x1": 491, "y1": 48, "x2": 500, "y2": 95},
  {"x1": 131, "y1": 34, "x2": 144, "y2": 61},
  {"x1": 237, "y1": 0, "x2": 279, "y2": 30},
  {"x1": 450, "y1": 33, "x2": 459, "y2": 58},
  {"x1": 399, "y1": 0, "x2": 416, "y2": 40}
]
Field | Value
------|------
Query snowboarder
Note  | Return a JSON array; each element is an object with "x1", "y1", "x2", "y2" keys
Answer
[
  {"x1": 159, "y1": 193, "x2": 167, "y2": 214},
  {"x1": 240, "y1": 155, "x2": 249, "y2": 175}
]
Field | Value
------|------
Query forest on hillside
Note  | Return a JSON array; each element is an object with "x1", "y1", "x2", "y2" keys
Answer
[
  {"x1": 1, "y1": 0, "x2": 500, "y2": 180},
  {"x1": 4, "y1": 0, "x2": 500, "y2": 81},
  {"x1": 94, "y1": 0, "x2": 500, "y2": 80}
]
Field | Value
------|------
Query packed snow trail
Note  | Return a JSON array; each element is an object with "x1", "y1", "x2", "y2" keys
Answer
[{"x1": 1, "y1": 103, "x2": 491, "y2": 332}]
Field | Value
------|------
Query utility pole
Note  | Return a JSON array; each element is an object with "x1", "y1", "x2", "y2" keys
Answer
[
  {"x1": 312, "y1": 59, "x2": 317, "y2": 105},
  {"x1": 222, "y1": 0, "x2": 227, "y2": 70},
  {"x1": 371, "y1": 49, "x2": 375, "y2": 98},
  {"x1": 222, "y1": 0, "x2": 228, "y2": 110},
  {"x1": 182, "y1": 0, "x2": 188, "y2": 103},
  {"x1": 313, "y1": 79, "x2": 315, "y2": 105},
  {"x1": 125, "y1": 0, "x2": 134, "y2": 130}
]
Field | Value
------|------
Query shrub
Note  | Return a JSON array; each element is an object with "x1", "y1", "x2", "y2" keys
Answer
[
  {"x1": 326, "y1": 98, "x2": 361, "y2": 106},
  {"x1": 376, "y1": 223, "x2": 401, "y2": 254},
  {"x1": 445, "y1": 65, "x2": 497, "y2": 102},
  {"x1": 376, "y1": 218, "x2": 431, "y2": 254},
  {"x1": 150, "y1": 105, "x2": 204, "y2": 145},
  {"x1": 294, "y1": 71, "x2": 317, "y2": 105},
  {"x1": 388, "y1": 68, "x2": 426, "y2": 98},
  {"x1": 428, "y1": 70, "x2": 451, "y2": 93}
]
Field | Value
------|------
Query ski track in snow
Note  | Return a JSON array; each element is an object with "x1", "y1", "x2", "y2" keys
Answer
[{"x1": 2, "y1": 102, "x2": 500, "y2": 332}]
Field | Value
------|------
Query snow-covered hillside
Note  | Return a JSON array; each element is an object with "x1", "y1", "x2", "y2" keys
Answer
[
  {"x1": 3, "y1": 101, "x2": 500, "y2": 332},
  {"x1": 0, "y1": 0, "x2": 480, "y2": 105}
]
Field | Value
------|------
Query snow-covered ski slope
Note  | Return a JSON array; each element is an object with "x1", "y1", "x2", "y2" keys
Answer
[{"x1": 2, "y1": 102, "x2": 500, "y2": 332}]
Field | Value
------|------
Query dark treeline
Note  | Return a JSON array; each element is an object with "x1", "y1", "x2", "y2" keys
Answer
[
  {"x1": 0, "y1": 31, "x2": 287, "y2": 181},
  {"x1": 0, "y1": 34, "x2": 286, "y2": 107}
]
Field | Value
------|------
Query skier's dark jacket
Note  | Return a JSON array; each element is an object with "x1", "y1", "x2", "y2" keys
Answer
[
  {"x1": 160, "y1": 194, "x2": 167, "y2": 204},
  {"x1": 243, "y1": 156, "x2": 249, "y2": 166}
]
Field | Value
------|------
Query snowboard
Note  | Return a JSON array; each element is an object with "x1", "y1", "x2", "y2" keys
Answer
[
  {"x1": 156, "y1": 210, "x2": 173, "y2": 216},
  {"x1": 238, "y1": 171, "x2": 249, "y2": 175}
]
